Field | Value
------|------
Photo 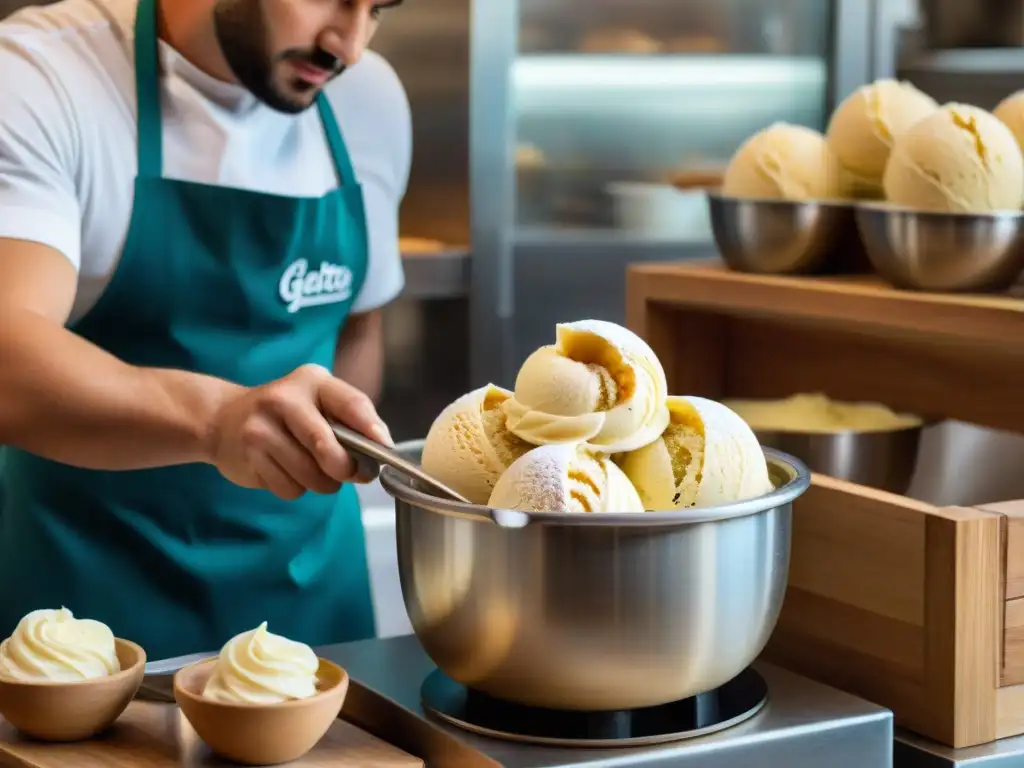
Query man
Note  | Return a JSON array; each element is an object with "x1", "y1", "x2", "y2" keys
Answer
[{"x1": 0, "y1": 0, "x2": 412, "y2": 660}]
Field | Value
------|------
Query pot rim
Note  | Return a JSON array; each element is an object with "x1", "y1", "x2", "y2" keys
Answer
[{"x1": 379, "y1": 441, "x2": 811, "y2": 528}]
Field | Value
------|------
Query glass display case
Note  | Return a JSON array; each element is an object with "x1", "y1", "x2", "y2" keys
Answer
[
  {"x1": 513, "y1": 0, "x2": 834, "y2": 232},
  {"x1": 469, "y1": 0, "x2": 880, "y2": 388}
]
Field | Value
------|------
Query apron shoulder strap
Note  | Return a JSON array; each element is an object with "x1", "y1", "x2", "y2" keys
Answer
[
  {"x1": 316, "y1": 94, "x2": 360, "y2": 189},
  {"x1": 133, "y1": 0, "x2": 163, "y2": 179}
]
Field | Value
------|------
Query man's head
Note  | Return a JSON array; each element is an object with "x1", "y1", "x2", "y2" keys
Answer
[{"x1": 212, "y1": 0, "x2": 402, "y2": 114}]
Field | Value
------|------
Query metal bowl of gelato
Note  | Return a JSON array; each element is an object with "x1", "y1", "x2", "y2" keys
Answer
[
  {"x1": 858, "y1": 102, "x2": 1024, "y2": 292},
  {"x1": 710, "y1": 121, "x2": 870, "y2": 276},
  {"x1": 708, "y1": 191, "x2": 871, "y2": 276},
  {"x1": 727, "y1": 393, "x2": 925, "y2": 495},
  {"x1": 855, "y1": 202, "x2": 1024, "y2": 292},
  {"x1": 380, "y1": 439, "x2": 810, "y2": 712}
]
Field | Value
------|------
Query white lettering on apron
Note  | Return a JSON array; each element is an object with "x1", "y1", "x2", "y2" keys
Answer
[{"x1": 279, "y1": 258, "x2": 353, "y2": 313}]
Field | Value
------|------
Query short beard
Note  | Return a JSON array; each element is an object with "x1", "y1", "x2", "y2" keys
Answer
[{"x1": 212, "y1": 0, "x2": 343, "y2": 114}]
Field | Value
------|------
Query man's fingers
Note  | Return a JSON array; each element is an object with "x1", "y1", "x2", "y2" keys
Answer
[
  {"x1": 317, "y1": 377, "x2": 392, "y2": 446},
  {"x1": 276, "y1": 399, "x2": 358, "y2": 483},
  {"x1": 251, "y1": 454, "x2": 306, "y2": 501},
  {"x1": 267, "y1": 429, "x2": 343, "y2": 495}
]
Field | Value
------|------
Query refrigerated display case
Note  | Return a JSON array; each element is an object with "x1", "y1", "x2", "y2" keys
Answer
[{"x1": 469, "y1": 0, "x2": 881, "y2": 388}]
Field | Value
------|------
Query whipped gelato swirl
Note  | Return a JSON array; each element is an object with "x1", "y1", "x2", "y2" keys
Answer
[
  {"x1": 202, "y1": 622, "x2": 319, "y2": 704},
  {"x1": 0, "y1": 607, "x2": 121, "y2": 682},
  {"x1": 503, "y1": 319, "x2": 670, "y2": 454}
]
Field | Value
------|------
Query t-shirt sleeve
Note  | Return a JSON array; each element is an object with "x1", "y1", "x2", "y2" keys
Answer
[
  {"x1": 330, "y1": 52, "x2": 412, "y2": 314},
  {"x1": 0, "y1": 42, "x2": 82, "y2": 270}
]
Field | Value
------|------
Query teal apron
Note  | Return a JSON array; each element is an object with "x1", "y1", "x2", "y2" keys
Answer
[{"x1": 0, "y1": 0, "x2": 376, "y2": 660}]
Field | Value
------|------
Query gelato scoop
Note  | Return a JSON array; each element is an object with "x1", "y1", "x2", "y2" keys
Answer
[
  {"x1": 422, "y1": 384, "x2": 533, "y2": 505},
  {"x1": 0, "y1": 607, "x2": 120, "y2": 682},
  {"x1": 826, "y1": 79, "x2": 938, "y2": 199},
  {"x1": 994, "y1": 90, "x2": 1024, "y2": 154},
  {"x1": 488, "y1": 443, "x2": 644, "y2": 513},
  {"x1": 883, "y1": 103, "x2": 1024, "y2": 213},
  {"x1": 202, "y1": 622, "x2": 319, "y2": 704},
  {"x1": 503, "y1": 320, "x2": 669, "y2": 454},
  {"x1": 619, "y1": 396, "x2": 773, "y2": 510},
  {"x1": 722, "y1": 122, "x2": 844, "y2": 201}
]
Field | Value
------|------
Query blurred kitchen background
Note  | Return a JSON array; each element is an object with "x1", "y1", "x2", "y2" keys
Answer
[
  {"x1": 5, "y1": 0, "x2": 1024, "y2": 633},
  {"x1": 366, "y1": 0, "x2": 1024, "y2": 512},
  {"x1": 373, "y1": 0, "x2": 1024, "y2": 633}
]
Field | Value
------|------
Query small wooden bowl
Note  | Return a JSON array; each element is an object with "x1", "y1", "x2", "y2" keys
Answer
[
  {"x1": 174, "y1": 657, "x2": 348, "y2": 766},
  {"x1": 0, "y1": 638, "x2": 146, "y2": 741}
]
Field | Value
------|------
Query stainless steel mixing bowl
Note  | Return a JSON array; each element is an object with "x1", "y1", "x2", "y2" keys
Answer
[
  {"x1": 855, "y1": 202, "x2": 1024, "y2": 292},
  {"x1": 380, "y1": 441, "x2": 811, "y2": 712},
  {"x1": 707, "y1": 191, "x2": 871, "y2": 275},
  {"x1": 754, "y1": 425, "x2": 922, "y2": 495}
]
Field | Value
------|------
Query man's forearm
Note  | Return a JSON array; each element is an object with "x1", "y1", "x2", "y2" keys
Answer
[
  {"x1": 334, "y1": 310, "x2": 384, "y2": 401},
  {"x1": 0, "y1": 308, "x2": 241, "y2": 470}
]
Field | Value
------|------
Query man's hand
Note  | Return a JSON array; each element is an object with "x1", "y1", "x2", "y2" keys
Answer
[{"x1": 207, "y1": 364, "x2": 393, "y2": 500}]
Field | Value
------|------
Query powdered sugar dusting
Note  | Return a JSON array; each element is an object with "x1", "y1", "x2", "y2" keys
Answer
[{"x1": 489, "y1": 443, "x2": 576, "y2": 512}]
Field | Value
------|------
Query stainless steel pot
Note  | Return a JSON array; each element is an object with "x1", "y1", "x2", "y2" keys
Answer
[{"x1": 380, "y1": 441, "x2": 811, "y2": 711}]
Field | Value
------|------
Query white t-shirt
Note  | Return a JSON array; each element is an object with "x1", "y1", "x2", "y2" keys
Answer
[{"x1": 0, "y1": 0, "x2": 411, "y2": 323}]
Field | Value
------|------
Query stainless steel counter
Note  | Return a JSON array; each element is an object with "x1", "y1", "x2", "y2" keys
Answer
[
  {"x1": 322, "y1": 634, "x2": 893, "y2": 768},
  {"x1": 895, "y1": 728, "x2": 1024, "y2": 767}
]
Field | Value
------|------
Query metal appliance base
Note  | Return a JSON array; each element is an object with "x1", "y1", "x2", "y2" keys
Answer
[
  {"x1": 319, "y1": 634, "x2": 894, "y2": 767},
  {"x1": 895, "y1": 727, "x2": 1024, "y2": 766},
  {"x1": 421, "y1": 667, "x2": 767, "y2": 748}
]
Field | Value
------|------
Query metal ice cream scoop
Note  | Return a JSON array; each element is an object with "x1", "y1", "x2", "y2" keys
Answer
[{"x1": 330, "y1": 421, "x2": 471, "y2": 504}]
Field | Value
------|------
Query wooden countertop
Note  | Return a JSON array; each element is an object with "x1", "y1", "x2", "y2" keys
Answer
[{"x1": 0, "y1": 702, "x2": 422, "y2": 767}]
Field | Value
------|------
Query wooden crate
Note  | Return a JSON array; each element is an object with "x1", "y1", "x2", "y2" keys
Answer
[{"x1": 626, "y1": 261, "x2": 1024, "y2": 749}]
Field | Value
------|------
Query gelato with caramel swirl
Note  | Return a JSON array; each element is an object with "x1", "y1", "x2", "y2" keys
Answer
[{"x1": 503, "y1": 320, "x2": 669, "y2": 454}]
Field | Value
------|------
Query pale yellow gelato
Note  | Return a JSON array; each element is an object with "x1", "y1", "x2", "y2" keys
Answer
[
  {"x1": 422, "y1": 384, "x2": 533, "y2": 505},
  {"x1": 722, "y1": 122, "x2": 844, "y2": 201},
  {"x1": 826, "y1": 79, "x2": 938, "y2": 199},
  {"x1": 619, "y1": 396, "x2": 773, "y2": 510},
  {"x1": 994, "y1": 90, "x2": 1024, "y2": 154},
  {"x1": 488, "y1": 443, "x2": 644, "y2": 513},
  {"x1": 724, "y1": 392, "x2": 922, "y2": 433},
  {"x1": 883, "y1": 103, "x2": 1024, "y2": 213},
  {"x1": 503, "y1": 320, "x2": 669, "y2": 454},
  {"x1": 417, "y1": 319, "x2": 782, "y2": 516},
  {"x1": 0, "y1": 607, "x2": 120, "y2": 682},
  {"x1": 202, "y1": 622, "x2": 319, "y2": 704}
]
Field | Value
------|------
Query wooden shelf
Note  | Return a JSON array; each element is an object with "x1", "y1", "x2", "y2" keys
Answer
[
  {"x1": 626, "y1": 260, "x2": 1024, "y2": 435},
  {"x1": 628, "y1": 260, "x2": 1024, "y2": 347}
]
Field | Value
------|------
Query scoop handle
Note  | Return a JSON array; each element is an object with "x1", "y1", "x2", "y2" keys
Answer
[{"x1": 330, "y1": 421, "x2": 473, "y2": 505}]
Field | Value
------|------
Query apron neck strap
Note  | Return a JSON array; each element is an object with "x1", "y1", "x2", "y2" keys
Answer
[
  {"x1": 133, "y1": 0, "x2": 359, "y2": 189},
  {"x1": 134, "y1": 0, "x2": 163, "y2": 180},
  {"x1": 316, "y1": 95, "x2": 359, "y2": 189}
]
